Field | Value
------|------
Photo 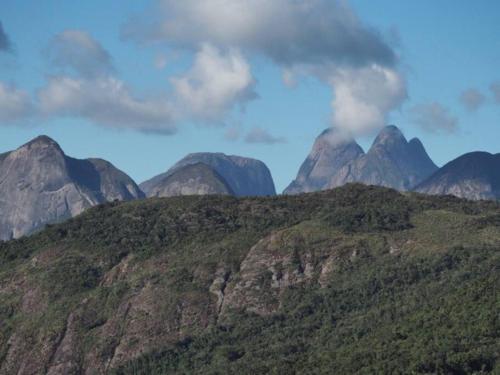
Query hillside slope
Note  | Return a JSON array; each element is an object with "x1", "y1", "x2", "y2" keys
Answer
[{"x1": 0, "y1": 185, "x2": 499, "y2": 374}]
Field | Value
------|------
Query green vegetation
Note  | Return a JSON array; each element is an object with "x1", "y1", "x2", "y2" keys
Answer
[{"x1": 0, "y1": 184, "x2": 499, "y2": 374}]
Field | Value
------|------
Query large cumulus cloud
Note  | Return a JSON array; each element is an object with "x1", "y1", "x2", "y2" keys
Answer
[{"x1": 124, "y1": 0, "x2": 406, "y2": 136}]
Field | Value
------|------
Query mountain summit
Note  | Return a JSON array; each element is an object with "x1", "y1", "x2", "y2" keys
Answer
[
  {"x1": 329, "y1": 125, "x2": 438, "y2": 191},
  {"x1": 0, "y1": 135, "x2": 144, "y2": 240},
  {"x1": 141, "y1": 152, "x2": 276, "y2": 197},
  {"x1": 284, "y1": 128, "x2": 364, "y2": 194},
  {"x1": 285, "y1": 125, "x2": 438, "y2": 194}
]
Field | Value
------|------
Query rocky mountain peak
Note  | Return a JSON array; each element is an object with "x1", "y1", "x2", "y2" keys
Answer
[
  {"x1": 141, "y1": 153, "x2": 276, "y2": 197},
  {"x1": 370, "y1": 125, "x2": 408, "y2": 155},
  {"x1": 0, "y1": 136, "x2": 143, "y2": 240},
  {"x1": 287, "y1": 125, "x2": 438, "y2": 194},
  {"x1": 22, "y1": 135, "x2": 64, "y2": 153},
  {"x1": 283, "y1": 128, "x2": 365, "y2": 194},
  {"x1": 147, "y1": 162, "x2": 235, "y2": 198}
]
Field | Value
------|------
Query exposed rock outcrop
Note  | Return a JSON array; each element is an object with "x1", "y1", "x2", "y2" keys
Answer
[
  {"x1": 329, "y1": 125, "x2": 438, "y2": 190},
  {"x1": 0, "y1": 135, "x2": 143, "y2": 240},
  {"x1": 140, "y1": 152, "x2": 276, "y2": 197},
  {"x1": 284, "y1": 128, "x2": 364, "y2": 194},
  {"x1": 285, "y1": 126, "x2": 437, "y2": 194},
  {"x1": 146, "y1": 163, "x2": 234, "y2": 198}
]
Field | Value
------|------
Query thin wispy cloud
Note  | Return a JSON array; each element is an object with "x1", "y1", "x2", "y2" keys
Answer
[
  {"x1": 410, "y1": 102, "x2": 458, "y2": 134},
  {"x1": 245, "y1": 127, "x2": 286, "y2": 145},
  {"x1": 46, "y1": 30, "x2": 114, "y2": 78},
  {"x1": 490, "y1": 81, "x2": 500, "y2": 104},
  {"x1": 0, "y1": 83, "x2": 34, "y2": 123},
  {"x1": 460, "y1": 88, "x2": 485, "y2": 112}
]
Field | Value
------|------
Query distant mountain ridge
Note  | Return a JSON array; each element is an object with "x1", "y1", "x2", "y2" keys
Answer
[
  {"x1": 146, "y1": 162, "x2": 235, "y2": 198},
  {"x1": 285, "y1": 125, "x2": 438, "y2": 194},
  {"x1": 141, "y1": 152, "x2": 276, "y2": 197},
  {"x1": 415, "y1": 151, "x2": 500, "y2": 200},
  {"x1": 0, "y1": 135, "x2": 144, "y2": 240}
]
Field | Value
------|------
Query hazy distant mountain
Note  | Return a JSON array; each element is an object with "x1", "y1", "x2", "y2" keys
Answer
[
  {"x1": 146, "y1": 162, "x2": 235, "y2": 198},
  {"x1": 329, "y1": 125, "x2": 438, "y2": 191},
  {"x1": 285, "y1": 125, "x2": 437, "y2": 194},
  {"x1": 0, "y1": 136, "x2": 143, "y2": 240},
  {"x1": 415, "y1": 152, "x2": 500, "y2": 200},
  {"x1": 141, "y1": 152, "x2": 276, "y2": 197},
  {"x1": 283, "y1": 128, "x2": 364, "y2": 194}
]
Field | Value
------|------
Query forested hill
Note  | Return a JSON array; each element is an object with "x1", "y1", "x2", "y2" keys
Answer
[{"x1": 0, "y1": 184, "x2": 499, "y2": 374}]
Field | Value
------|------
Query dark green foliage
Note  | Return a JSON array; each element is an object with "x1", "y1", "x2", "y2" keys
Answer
[
  {"x1": 114, "y1": 246, "x2": 500, "y2": 375},
  {"x1": 1, "y1": 184, "x2": 499, "y2": 374}
]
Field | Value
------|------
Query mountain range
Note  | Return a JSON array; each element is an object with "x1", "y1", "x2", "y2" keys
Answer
[
  {"x1": 0, "y1": 127, "x2": 499, "y2": 240},
  {"x1": 284, "y1": 125, "x2": 438, "y2": 193}
]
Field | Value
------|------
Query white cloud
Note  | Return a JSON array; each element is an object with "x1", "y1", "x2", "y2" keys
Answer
[
  {"x1": 170, "y1": 44, "x2": 257, "y2": 123},
  {"x1": 460, "y1": 88, "x2": 485, "y2": 112},
  {"x1": 46, "y1": 30, "x2": 113, "y2": 78},
  {"x1": 224, "y1": 126, "x2": 241, "y2": 141},
  {"x1": 244, "y1": 127, "x2": 286, "y2": 144},
  {"x1": 329, "y1": 64, "x2": 407, "y2": 135},
  {"x1": 125, "y1": 0, "x2": 396, "y2": 68},
  {"x1": 125, "y1": 0, "x2": 405, "y2": 136},
  {"x1": 410, "y1": 102, "x2": 458, "y2": 134},
  {"x1": 0, "y1": 82, "x2": 33, "y2": 123},
  {"x1": 38, "y1": 76, "x2": 177, "y2": 133}
]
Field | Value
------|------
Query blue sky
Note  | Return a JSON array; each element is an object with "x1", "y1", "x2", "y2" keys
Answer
[{"x1": 0, "y1": 0, "x2": 499, "y2": 192}]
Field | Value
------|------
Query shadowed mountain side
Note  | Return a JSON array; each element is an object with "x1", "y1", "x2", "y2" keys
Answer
[{"x1": 415, "y1": 151, "x2": 500, "y2": 200}]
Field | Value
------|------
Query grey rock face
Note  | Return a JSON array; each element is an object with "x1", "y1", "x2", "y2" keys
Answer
[
  {"x1": 414, "y1": 152, "x2": 500, "y2": 200},
  {"x1": 141, "y1": 153, "x2": 276, "y2": 197},
  {"x1": 283, "y1": 128, "x2": 364, "y2": 194},
  {"x1": 0, "y1": 136, "x2": 143, "y2": 240},
  {"x1": 285, "y1": 125, "x2": 438, "y2": 194},
  {"x1": 147, "y1": 163, "x2": 234, "y2": 198},
  {"x1": 330, "y1": 126, "x2": 438, "y2": 191}
]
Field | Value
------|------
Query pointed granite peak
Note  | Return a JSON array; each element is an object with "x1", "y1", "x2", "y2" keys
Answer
[
  {"x1": 372, "y1": 125, "x2": 407, "y2": 148},
  {"x1": 21, "y1": 135, "x2": 64, "y2": 154},
  {"x1": 283, "y1": 128, "x2": 364, "y2": 194},
  {"x1": 315, "y1": 127, "x2": 358, "y2": 149}
]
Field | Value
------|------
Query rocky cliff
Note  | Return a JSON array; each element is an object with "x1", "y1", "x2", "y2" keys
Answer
[
  {"x1": 329, "y1": 125, "x2": 438, "y2": 190},
  {"x1": 140, "y1": 152, "x2": 276, "y2": 197},
  {"x1": 284, "y1": 128, "x2": 364, "y2": 194},
  {"x1": 146, "y1": 163, "x2": 234, "y2": 197},
  {"x1": 285, "y1": 126, "x2": 437, "y2": 194},
  {"x1": 0, "y1": 136, "x2": 143, "y2": 240}
]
